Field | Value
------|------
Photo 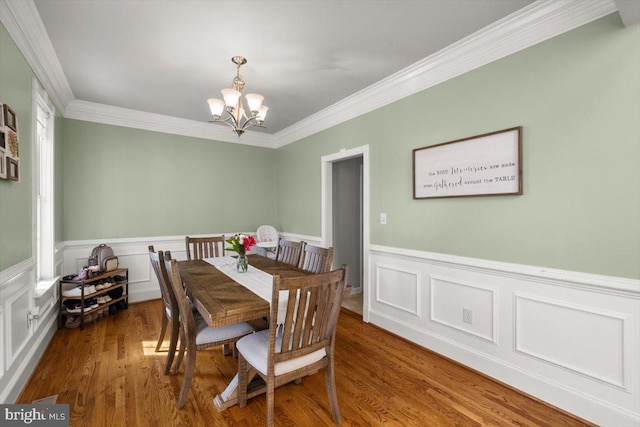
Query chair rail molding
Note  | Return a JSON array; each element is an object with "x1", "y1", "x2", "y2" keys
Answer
[{"x1": 367, "y1": 243, "x2": 640, "y2": 427}]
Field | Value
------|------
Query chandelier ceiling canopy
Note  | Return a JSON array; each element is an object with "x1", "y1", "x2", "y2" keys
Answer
[{"x1": 207, "y1": 56, "x2": 268, "y2": 137}]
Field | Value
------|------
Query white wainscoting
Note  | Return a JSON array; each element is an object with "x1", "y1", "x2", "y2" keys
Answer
[
  {"x1": 0, "y1": 304, "x2": 4, "y2": 383},
  {"x1": 368, "y1": 245, "x2": 640, "y2": 427},
  {"x1": 0, "y1": 256, "x2": 59, "y2": 403}
]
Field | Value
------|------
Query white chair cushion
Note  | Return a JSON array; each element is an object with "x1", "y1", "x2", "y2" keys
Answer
[
  {"x1": 193, "y1": 313, "x2": 254, "y2": 346},
  {"x1": 236, "y1": 329, "x2": 326, "y2": 377}
]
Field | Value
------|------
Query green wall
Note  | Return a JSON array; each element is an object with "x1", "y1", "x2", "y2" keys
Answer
[
  {"x1": 275, "y1": 14, "x2": 640, "y2": 280},
  {"x1": 62, "y1": 120, "x2": 277, "y2": 240},
  {"x1": 0, "y1": 23, "x2": 34, "y2": 270}
]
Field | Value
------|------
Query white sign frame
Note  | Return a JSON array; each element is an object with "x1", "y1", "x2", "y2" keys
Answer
[{"x1": 413, "y1": 127, "x2": 522, "y2": 199}]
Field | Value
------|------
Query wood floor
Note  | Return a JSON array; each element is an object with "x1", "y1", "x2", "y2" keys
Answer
[{"x1": 19, "y1": 299, "x2": 594, "y2": 427}]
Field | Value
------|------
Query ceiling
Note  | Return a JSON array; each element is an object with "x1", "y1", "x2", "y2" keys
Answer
[{"x1": 32, "y1": 0, "x2": 536, "y2": 134}]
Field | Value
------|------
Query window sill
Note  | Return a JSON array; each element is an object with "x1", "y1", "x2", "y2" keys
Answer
[{"x1": 35, "y1": 276, "x2": 60, "y2": 300}]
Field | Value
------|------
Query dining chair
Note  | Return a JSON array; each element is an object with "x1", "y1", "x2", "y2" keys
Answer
[
  {"x1": 164, "y1": 255, "x2": 256, "y2": 408},
  {"x1": 185, "y1": 235, "x2": 225, "y2": 260},
  {"x1": 148, "y1": 246, "x2": 180, "y2": 374},
  {"x1": 236, "y1": 265, "x2": 349, "y2": 426},
  {"x1": 274, "y1": 238, "x2": 303, "y2": 267},
  {"x1": 298, "y1": 242, "x2": 334, "y2": 273},
  {"x1": 256, "y1": 225, "x2": 278, "y2": 258}
]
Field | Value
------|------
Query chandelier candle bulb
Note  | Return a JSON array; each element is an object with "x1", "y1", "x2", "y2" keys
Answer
[
  {"x1": 257, "y1": 105, "x2": 268, "y2": 123},
  {"x1": 221, "y1": 88, "x2": 241, "y2": 110},
  {"x1": 207, "y1": 98, "x2": 225, "y2": 118},
  {"x1": 245, "y1": 93, "x2": 264, "y2": 114}
]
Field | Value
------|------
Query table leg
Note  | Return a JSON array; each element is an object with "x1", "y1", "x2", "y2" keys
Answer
[{"x1": 213, "y1": 373, "x2": 268, "y2": 411}]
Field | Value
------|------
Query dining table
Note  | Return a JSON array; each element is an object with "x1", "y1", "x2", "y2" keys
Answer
[{"x1": 177, "y1": 253, "x2": 315, "y2": 411}]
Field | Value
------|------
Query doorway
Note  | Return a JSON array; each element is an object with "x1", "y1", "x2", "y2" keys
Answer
[{"x1": 321, "y1": 146, "x2": 369, "y2": 321}]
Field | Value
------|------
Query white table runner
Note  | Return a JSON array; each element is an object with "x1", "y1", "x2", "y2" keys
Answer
[{"x1": 204, "y1": 256, "x2": 288, "y2": 324}]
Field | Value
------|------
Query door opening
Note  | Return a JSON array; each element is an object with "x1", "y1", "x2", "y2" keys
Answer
[{"x1": 321, "y1": 146, "x2": 369, "y2": 321}]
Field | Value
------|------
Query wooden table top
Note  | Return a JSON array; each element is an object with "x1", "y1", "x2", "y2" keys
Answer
[{"x1": 177, "y1": 254, "x2": 310, "y2": 328}]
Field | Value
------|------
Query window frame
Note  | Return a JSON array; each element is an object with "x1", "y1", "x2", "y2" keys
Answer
[{"x1": 32, "y1": 79, "x2": 56, "y2": 282}]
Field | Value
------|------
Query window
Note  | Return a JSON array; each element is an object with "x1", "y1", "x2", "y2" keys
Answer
[{"x1": 34, "y1": 81, "x2": 55, "y2": 281}]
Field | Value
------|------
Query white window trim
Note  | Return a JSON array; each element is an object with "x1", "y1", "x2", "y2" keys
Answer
[{"x1": 32, "y1": 78, "x2": 57, "y2": 292}]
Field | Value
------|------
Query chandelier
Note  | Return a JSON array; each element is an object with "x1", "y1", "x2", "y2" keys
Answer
[{"x1": 207, "y1": 56, "x2": 268, "y2": 137}]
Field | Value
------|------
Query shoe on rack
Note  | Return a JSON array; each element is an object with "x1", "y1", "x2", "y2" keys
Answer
[
  {"x1": 102, "y1": 280, "x2": 113, "y2": 289},
  {"x1": 66, "y1": 303, "x2": 83, "y2": 314},
  {"x1": 95, "y1": 283, "x2": 105, "y2": 291},
  {"x1": 87, "y1": 298, "x2": 99, "y2": 309},
  {"x1": 64, "y1": 316, "x2": 81, "y2": 329},
  {"x1": 62, "y1": 286, "x2": 82, "y2": 297},
  {"x1": 114, "y1": 275, "x2": 127, "y2": 284},
  {"x1": 64, "y1": 285, "x2": 96, "y2": 297},
  {"x1": 72, "y1": 268, "x2": 89, "y2": 281}
]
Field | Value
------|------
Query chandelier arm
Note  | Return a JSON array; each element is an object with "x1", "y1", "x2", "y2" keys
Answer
[
  {"x1": 221, "y1": 113, "x2": 239, "y2": 127},
  {"x1": 235, "y1": 116, "x2": 257, "y2": 131}
]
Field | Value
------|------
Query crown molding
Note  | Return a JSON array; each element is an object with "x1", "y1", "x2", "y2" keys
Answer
[
  {"x1": 64, "y1": 100, "x2": 276, "y2": 148},
  {"x1": 272, "y1": 0, "x2": 617, "y2": 148},
  {"x1": 2, "y1": 0, "x2": 617, "y2": 149},
  {"x1": 0, "y1": 0, "x2": 75, "y2": 115}
]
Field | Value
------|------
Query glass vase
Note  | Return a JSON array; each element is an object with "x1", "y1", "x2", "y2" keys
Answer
[{"x1": 237, "y1": 248, "x2": 249, "y2": 273}]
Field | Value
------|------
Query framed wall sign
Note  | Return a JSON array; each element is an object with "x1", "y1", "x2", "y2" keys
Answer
[{"x1": 413, "y1": 126, "x2": 522, "y2": 199}]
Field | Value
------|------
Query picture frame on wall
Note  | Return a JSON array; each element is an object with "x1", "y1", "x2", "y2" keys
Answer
[
  {"x1": 7, "y1": 157, "x2": 19, "y2": 181},
  {"x1": 6, "y1": 128, "x2": 18, "y2": 158},
  {"x1": 0, "y1": 149, "x2": 6, "y2": 179},
  {"x1": 3, "y1": 104, "x2": 17, "y2": 132},
  {"x1": 413, "y1": 126, "x2": 523, "y2": 199}
]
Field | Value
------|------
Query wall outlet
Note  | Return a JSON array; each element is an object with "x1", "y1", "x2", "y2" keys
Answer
[
  {"x1": 380, "y1": 213, "x2": 387, "y2": 225},
  {"x1": 463, "y1": 308, "x2": 473, "y2": 325}
]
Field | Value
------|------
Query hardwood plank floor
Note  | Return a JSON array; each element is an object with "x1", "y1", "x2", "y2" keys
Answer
[{"x1": 18, "y1": 300, "x2": 594, "y2": 427}]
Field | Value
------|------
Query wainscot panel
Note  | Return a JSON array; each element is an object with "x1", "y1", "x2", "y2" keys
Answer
[
  {"x1": 0, "y1": 258, "x2": 58, "y2": 403},
  {"x1": 368, "y1": 245, "x2": 640, "y2": 427}
]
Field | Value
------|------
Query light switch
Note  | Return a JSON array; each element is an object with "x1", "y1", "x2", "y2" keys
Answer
[{"x1": 380, "y1": 213, "x2": 387, "y2": 225}]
